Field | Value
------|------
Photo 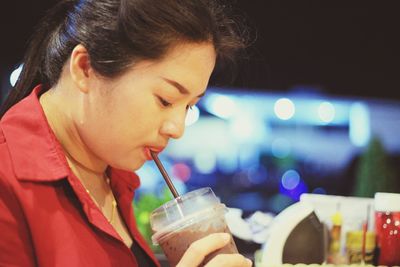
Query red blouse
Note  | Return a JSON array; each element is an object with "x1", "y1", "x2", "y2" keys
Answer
[{"x1": 0, "y1": 86, "x2": 160, "y2": 267}]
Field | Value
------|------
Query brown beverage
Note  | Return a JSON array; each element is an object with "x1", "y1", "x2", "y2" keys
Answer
[{"x1": 150, "y1": 188, "x2": 238, "y2": 266}]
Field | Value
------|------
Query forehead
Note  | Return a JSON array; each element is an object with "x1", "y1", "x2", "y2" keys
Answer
[{"x1": 131, "y1": 42, "x2": 216, "y2": 93}]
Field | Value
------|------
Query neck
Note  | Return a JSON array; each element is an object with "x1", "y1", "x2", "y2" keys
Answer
[
  {"x1": 40, "y1": 81, "x2": 114, "y2": 215},
  {"x1": 39, "y1": 85, "x2": 108, "y2": 176}
]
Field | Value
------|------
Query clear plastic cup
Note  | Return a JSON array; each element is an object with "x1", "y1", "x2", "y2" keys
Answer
[{"x1": 150, "y1": 187, "x2": 238, "y2": 266}]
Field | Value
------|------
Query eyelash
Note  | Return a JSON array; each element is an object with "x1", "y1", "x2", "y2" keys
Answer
[
  {"x1": 158, "y1": 96, "x2": 172, "y2": 107},
  {"x1": 157, "y1": 96, "x2": 194, "y2": 110}
]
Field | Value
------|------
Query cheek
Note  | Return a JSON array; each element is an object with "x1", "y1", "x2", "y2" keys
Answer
[
  {"x1": 77, "y1": 105, "x2": 155, "y2": 156},
  {"x1": 78, "y1": 83, "x2": 161, "y2": 160},
  {"x1": 107, "y1": 94, "x2": 161, "y2": 139}
]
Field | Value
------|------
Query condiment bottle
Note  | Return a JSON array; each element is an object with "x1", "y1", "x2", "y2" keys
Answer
[
  {"x1": 328, "y1": 211, "x2": 343, "y2": 264},
  {"x1": 374, "y1": 192, "x2": 400, "y2": 266},
  {"x1": 346, "y1": 230, "x2": 375, "y2": 264}
]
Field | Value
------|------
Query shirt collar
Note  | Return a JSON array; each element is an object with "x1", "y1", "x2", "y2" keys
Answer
[{"x1": 1, "y1": 85, "x2": 140, "y2": 191}]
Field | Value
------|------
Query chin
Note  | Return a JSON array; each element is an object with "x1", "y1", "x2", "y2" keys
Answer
[
  {"x1": 130, "y1": 162, "x2": 145, "y2": 171},
  {"x1": 127, "y1": 159, "x2": 146, "y2": 171},
  {"x1": 109, "y1": 157, "x2": 145, "y2": 172}
]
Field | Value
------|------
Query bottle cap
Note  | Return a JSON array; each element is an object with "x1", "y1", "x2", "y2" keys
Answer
[
  {"x1": 374, "y1": 192, "x2": 400, "y2": 212},
  {"x1": 331, "y1": 211, "x2": 343, "y2": 225}
]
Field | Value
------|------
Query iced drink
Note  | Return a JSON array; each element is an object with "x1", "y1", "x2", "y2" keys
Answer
[{"x1": 150, "y1": 188, "x2": 238, "y2": 266}]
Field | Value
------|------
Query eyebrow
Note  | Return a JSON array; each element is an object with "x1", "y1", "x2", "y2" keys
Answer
[{"x1": 162, "y1": 77, "x2": 205, "y2": 98}]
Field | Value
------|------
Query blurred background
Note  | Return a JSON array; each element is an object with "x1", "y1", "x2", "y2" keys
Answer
[{"x1": 1, "y1": 1, "x2": 400, "y2": 217}]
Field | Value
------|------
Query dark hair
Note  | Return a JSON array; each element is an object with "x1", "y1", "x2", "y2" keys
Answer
[{"x1": 0, "y1": 0, "x2": 245, "y2": 117}]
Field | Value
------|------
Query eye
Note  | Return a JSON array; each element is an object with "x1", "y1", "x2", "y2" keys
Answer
[{"x1": 157, "y1": 96, "x2": 172, "y2": 108}]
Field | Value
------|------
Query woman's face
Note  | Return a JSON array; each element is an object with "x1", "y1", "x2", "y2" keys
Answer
[{"x1": 76, "y1": 42, "x2": 216, "y2": 171}]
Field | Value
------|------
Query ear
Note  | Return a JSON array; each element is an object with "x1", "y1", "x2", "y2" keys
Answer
[{"x1": 69, "y1": 44, "x2": 93, "y2": 94}]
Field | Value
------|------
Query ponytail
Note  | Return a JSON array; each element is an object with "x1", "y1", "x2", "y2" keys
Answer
[{"x1": 0, "y1": 0, "x2": 74, "y2": 118}]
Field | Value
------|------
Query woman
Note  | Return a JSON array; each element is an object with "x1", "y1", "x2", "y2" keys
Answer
[{"x1": 0, "y1": 0, "x2": 250, "y2": 266}]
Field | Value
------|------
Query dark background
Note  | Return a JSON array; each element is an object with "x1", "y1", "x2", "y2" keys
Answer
[{"x1": 1, "y1": 1, "x2": 400, "y2": 100}]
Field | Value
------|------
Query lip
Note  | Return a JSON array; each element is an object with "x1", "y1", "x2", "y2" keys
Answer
[{"x1": 143, "y1": 146, "x2": 165, "y2": 161}]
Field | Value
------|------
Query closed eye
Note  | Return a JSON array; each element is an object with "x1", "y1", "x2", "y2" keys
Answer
[{"x1": 157, "y1": 96, "x2": 172, "y2": 108}]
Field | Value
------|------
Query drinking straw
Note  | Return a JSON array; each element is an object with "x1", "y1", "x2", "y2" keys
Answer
[
  {"x1": 150, "y1": 151, "x2": 180, "y2": 198},
  {"x1": 361, "y1": 204, "x2": 370, "y2": 263}
]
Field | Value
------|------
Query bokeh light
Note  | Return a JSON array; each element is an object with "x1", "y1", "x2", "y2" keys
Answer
[
  {"x1": 349, "y1": 102, "x2": 370, "y2": 147},
  {"x1": 318, "y1": 101, "x2": 335, "y2": 124},
  {"x1": 274, "y1": 98, "x2": 295, "y2": 120},
  {"x1": 171, "y1": 163, "x2": 191, "y2": 182},
  {"x1": 230, "y1": 116, "x2": 254, "y2": 141},
  {"x1": 194, "y1": 152, "x2": 217, "y2": 174},
  {"x1": 281, "y1": 169, "x2": 300, "y2": 190},
  {"x1": 205, "y1": 94, "x2": 236, "y2": 119},
  {"x1": 10, "y1": 64, "x2": 23, "y2": 87},
  {"x1": 185, "y1": 105, "x2": 200, "y2": 126}
]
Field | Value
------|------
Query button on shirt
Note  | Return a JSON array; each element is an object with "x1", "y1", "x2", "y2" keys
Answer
[{"x1": 0, "y1": 86, "x2": 160, "y2": 267}]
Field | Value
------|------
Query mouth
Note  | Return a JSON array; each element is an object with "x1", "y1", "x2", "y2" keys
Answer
[{"x1": 143, "y1": 146, "x2": 165, "y2": 161}]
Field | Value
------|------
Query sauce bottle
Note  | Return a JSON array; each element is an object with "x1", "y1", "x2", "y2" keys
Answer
[{"x1": 374, "y1": 192, "x2": 400, "y2": 266}]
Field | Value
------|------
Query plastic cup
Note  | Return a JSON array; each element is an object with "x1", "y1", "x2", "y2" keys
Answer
[{"x1": 150, "y1": 187, "x2": 238, "y2": 266}]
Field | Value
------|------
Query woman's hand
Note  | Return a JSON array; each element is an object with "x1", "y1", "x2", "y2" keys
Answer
[{"x1": 176, "y1": 233, "x2": 252, "y2": 267}]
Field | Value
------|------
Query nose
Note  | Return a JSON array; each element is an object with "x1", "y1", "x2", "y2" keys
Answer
[{"x1": 160, "y1": 111, "x2": 186, "y2": 139}]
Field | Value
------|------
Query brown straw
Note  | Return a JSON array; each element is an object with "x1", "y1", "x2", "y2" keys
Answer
[{"x1": 150, "y1": 151, "x2": 180, "y2": 198}]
